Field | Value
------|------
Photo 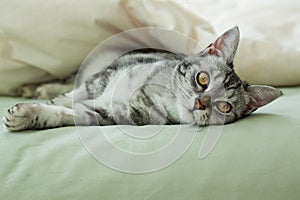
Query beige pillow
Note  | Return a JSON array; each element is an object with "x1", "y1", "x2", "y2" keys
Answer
[
  {"x1": 0, "y1": 0, "x2": 299, "y2": 96},
  {"x1": 182, "y1": 0, "x2": 300, "y2": 86},
  {"x1": 0, "y1": 0, "x2": 214, "y2": 95}
]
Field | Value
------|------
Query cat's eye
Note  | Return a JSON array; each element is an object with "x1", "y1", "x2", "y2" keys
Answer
[
  {"x1": 196, "y1": 72, "x2": 210, "y2": 87},
  {"x1": 216, "y1": 101, "x2": 232, "y2": 113}
]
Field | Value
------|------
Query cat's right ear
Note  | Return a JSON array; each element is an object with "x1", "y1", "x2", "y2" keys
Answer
[
  {"x1": 243, "y1": 85, "x2": 282, "y2": 115},
  {"x1": 205, "y1": 26, "x2": 240, "y2": 65}
]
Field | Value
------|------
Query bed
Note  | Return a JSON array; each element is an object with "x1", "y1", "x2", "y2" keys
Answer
[
  {"x1": 1, "y1": 0, "x2": 300, "y2": 199},
  {"x1": 1, "y1": 87, "x2": 300, "y2": 199}
]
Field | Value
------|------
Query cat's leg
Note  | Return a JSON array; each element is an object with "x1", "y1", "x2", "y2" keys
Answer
[
  {"x1": 35, "y1": 83, "x2": 74, "y2": 99},
  {"x1": 18, "y1": 82, "x2": 74, "y2": 99},
  {"x1": 47, "y1": 84, "x2": 90, "y2": 108},
  {"x1": 3, "y1": 74, "x2": 108, "y2": 131},
  {"x1": 2, "y1": 103, "x2": 76, "y2": 131},
  {"x1": 2, "y1": 101, "x2": 104, "y2": 131},
  {"x1": 17, "y1": 74, "x2": 75, "y2": 99},
  {"x1": 17, "y1": 84, "x2": 39, "y2": 98},
  {"x1": 48, "y1": 71, "x2": 107, "y2": 107}
]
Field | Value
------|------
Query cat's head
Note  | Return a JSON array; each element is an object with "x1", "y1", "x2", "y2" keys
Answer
[{"x1": 174, "y1": 27, "x2": 282, "y2": 125}]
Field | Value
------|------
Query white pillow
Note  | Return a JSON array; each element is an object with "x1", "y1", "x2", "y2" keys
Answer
[
  {"x1": 0, "y1": 0, "x2": 299, "y2": 96},
  {"x1": 180, "y1": 0, "x2": 300, "y2": 86},
  {"x1": 0, "y1": 0, "x2": 214, "y2": 95}
]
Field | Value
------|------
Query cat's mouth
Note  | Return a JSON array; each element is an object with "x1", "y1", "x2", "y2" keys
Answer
[{"x1": 192, "y1": 110, "x2": 210, "y2": 126}]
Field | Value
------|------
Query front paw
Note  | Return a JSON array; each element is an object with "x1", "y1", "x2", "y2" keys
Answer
[{"x1": 2, "y1": 103, "x2": 36, "y2": 131}]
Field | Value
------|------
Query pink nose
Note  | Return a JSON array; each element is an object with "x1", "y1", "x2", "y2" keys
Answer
[{"x1": 194, "y1": 95, "x2": 211, "y2": 110}]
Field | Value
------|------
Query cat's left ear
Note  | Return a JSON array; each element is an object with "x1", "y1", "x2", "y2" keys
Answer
[
  {"x1": 243, "y1": 85, "x2": 282, "y2": 115},
  {"x1": 205, "y1": 26, "x2": 240, "y2": 65}
]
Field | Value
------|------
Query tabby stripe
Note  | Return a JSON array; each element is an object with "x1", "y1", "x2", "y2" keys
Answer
[
  {"x1": 130, "y1": 106, "x2": 149, "y2": 125},
  {"x1": 150, "y1": 105, "x2": 168, "y2": 123},
  {"x1": 81, "y1": 102, "x2": 115, "y2": 124},
  {"x1": 177, "y1": 64, "x2": 186, "y2": 77},
  {"x1": 5, "y1": 116, "x2": 9, "y2": 122},
  {"x1": 94, "y1": 107, "x2": 110, "y2": 120},
  {"x1": 164, "y1": 106, "x2": 179, "y2": 124},
  {"x1": 140, "y1": 88, "x2": 155, "y2": 107},
  {"x1": 5, "y1": 124, "x2": 13, "y2": 128},
  {"x1": 223, "y1": 70, "x2": 235, "y2": 87},
  {"x1": 130, "y1": 57, "x2": 158, "y2": 64},
  {"x1": 224, "y1": 70, "x2": 234, "y2": 78},
  {"x1": 191, "y1": 76, "x2": 198, "y2": 90},
  {"x1": 227, "y1": 92, "x2": 236, "y2": 99},
  {"x1": 242, "y1": 81, "x2": 250, "y2": 89},
  {"x1": 33, "y1": 116, "x2": 39, "y2": 128},
  {"x1": 227, "y1": 62, "x2": 234, "y2": 69},
  {"x1": 227, "y1": 82, "x2": 242, "y2": 90}
]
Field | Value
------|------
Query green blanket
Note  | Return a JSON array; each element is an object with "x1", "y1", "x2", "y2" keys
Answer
[{"x1": 0, "y1": 87, "x2": 299, "y2": 200}]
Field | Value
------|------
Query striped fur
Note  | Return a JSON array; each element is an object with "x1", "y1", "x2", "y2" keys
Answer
[{"x1": 3, "y1": 27, "x2": 282, "y2": 131}]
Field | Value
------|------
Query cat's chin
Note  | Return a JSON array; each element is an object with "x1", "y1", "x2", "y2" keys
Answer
[{"x1": 192, "y1": 110, "x2": 210, "y2": 126}]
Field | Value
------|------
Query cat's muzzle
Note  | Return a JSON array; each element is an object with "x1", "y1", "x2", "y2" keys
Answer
[{"x1": 194, "y1": 95, "x2": 211, "y2": 110}]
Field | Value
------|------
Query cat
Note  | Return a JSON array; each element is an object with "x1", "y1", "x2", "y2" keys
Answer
[{"x1": 2, "y1": 27, "x2": 282, "y2": 131}]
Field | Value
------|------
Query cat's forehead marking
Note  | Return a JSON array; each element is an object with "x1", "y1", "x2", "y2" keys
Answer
[{"x1": 188, "y1": 55, "x2": 224, "y2": 74}]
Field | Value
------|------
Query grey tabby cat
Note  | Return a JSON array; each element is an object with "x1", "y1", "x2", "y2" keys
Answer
[{"x1": 2, "y1": 27, "x2": 281, "y2": 131}]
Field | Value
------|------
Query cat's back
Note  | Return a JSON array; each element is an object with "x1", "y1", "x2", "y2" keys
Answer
[
  {"x1": 82, "y1": 48, "x2": 183, "y2": 98},
  {"x1": 103, "y1": 48, "x2": 184, "y2": 91},
  {"x1": 107, "y1": 48, "x2": 184, "y2": 71}
]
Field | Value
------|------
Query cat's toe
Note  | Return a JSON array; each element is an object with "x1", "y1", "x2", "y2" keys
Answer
[
  {"x1": 9, "y1": 103, "x2": 30, "y2": 117},
  {"x1": 2, "y1": 116, "x2": 20, "y2": 131},
  {"x1": 2, "y1": 103, "x2": 34, "y2": 131},
  {"x1": 2, "y1": 114, "x2": 25, "y2": 131}
]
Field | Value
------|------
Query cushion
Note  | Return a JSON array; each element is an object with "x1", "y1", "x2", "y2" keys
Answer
[{"x1": 0, "y1": 0, "x2": 299, "y2": 96}]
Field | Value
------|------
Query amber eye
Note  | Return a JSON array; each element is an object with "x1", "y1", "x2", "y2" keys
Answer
[
  {"x1": 197, "y1": 72, "x2": 210, "y2": 87},
  {"x1": 217, "y1": 101, "x2": 232, "y2": 113}
]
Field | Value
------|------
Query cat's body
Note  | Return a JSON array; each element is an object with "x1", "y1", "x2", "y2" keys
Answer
[{"x1": 2, "y1": 27, "x2": 282, "y2": 131}]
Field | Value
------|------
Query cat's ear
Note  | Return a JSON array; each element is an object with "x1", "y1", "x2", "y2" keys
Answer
[
  {"x1": 205, "y1": 26, "x2": 240, "y2": 65},
  {"x1": 243, "y1": 85, "x2": 282, "y2": 115}
]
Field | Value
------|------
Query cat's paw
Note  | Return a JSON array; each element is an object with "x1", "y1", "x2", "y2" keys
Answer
[
  {"x1": 35, "y1": 85, "x2": 51, "y2": 99},
  {"x1": 17, "y1": 85, "x2": 38, "y2": 98},
  {"x1": 2, "y1": 103, "x2": 38, "y2": 131}
]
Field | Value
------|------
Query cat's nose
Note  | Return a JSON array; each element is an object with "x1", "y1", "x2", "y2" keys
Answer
[{"x1": 194, "y1": 95, "x2": 211, "y2": 110}]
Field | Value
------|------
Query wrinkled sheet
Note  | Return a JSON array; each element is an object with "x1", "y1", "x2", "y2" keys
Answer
[
  {"x1": 0, "y1": 0, "x2": 300, "y2": 95},
  {"x1": 0, "y1": 87, "x2": 300, "y2": 199}
]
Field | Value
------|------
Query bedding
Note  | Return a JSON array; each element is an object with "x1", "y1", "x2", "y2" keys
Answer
[
  {"x1": 0, "y1": 0, "x2": 300, "y2": 96},
  {"x1": 1, "y1": 0, "x2": 300, "y2": 198},
  {"x1": 0, "y1": 87, "x2": 300, "y2": 199}
]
